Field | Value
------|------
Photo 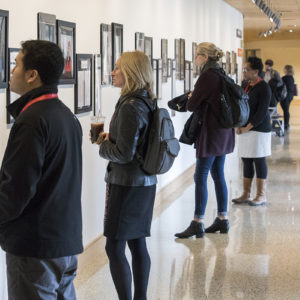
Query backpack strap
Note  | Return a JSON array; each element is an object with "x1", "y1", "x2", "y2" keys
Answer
[{"x1": 124, "y1": 94, "x2": 157, "y2": 167}]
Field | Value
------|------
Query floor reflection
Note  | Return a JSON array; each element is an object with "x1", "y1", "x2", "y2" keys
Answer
[{"x1": 77, "y1": 103, "x2": 300, "y2": 299}]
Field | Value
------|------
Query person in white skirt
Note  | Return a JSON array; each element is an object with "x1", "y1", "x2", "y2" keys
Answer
[{"x1": 232, "y1": 57, "x2": 272, "y2": 206}]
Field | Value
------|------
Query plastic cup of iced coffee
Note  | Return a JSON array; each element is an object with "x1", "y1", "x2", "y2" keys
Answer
[{"x1": 90, "y1": 116, "x2": 105, "y2": 144}]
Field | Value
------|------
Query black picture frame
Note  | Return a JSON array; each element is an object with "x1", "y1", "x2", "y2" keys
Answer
[
  {"x1": 100, "y1": 23, "x2": 112, "y2": 85},
  {"x1": 37, "y1": 12, "x2": 56, "y2": 42},
  {"x1": 75, "y1": 54, "x2": 93, "y2": 114},
  {"x1": 56, "y1": 20, "x2": 76, "y2": 84},
  {"x1": 111, "y1": 23, "x2": 123, "y2": 71},
  {"x1": 144, "y1": 36, "x2": 153, "y2": 65},
  {"x1": 6, "y1": 48, "x2": 20, "y2": 124},
  {"x1": 0, "y1": 9, "x2": 9, "y2": 89},
  {"x1": 135, "y1": 32, "x2": 145, "y2": 52},
  {"x1": 94, "y1": 54, "x2": 102, "y2": 116}
]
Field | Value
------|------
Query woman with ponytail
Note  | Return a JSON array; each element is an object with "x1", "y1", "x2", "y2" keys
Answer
[{"x1": 175, "y1": 42, "x2": 235, "y2": 239}]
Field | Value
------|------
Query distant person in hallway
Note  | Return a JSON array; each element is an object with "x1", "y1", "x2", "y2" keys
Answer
[
  {"x1": 262, "y1": 59, "x2": 283, "y2": 108},
  {"x1": 280, "y1": 65, "x2": 295, "y2": 132},
  {"x1": 175, "y1": 42, "x2": 235, "y2": 239},
  {"x1": 98, "y1": 51, "x2": 157, "y2": 300},
  {"x1": 0, "y1": 40, "x2": 83, "y2": 299},
  {"x1": 233, "y1": 57, "x2": 272, "y2": 206}
]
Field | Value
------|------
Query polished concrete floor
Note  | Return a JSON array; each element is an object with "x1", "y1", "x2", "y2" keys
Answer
[{"x1": 75, "y1": 102, "x2": 300, "y2": 300}]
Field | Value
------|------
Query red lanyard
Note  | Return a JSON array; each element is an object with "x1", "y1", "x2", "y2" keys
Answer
[
  {"x1": 245, "y1": 77, "x2": 262, "y2": 94},
  {"x1": 20, "y1": 93, "x2": 58, "y2": 114}
]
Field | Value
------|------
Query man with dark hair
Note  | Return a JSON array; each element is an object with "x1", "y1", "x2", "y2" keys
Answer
[
  {"x1": 263, "y1": 58, "x2": 284, "y2": 108},
  {"x1": 0, "y1": 40, "x2": 83, "y2": 299}
]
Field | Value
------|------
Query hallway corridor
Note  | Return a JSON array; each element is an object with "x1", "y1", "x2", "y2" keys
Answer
[{"x1": 75, "y1": 102, "x2": 300, "y2": 300}]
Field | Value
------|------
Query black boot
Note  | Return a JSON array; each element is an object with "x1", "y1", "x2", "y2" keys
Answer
[
  {"x1": 175, "y1": 221, "x2": 205, "y2": 238},
  {"x1": 205, "y1": 218, "x2": 229, "y2": 234}
]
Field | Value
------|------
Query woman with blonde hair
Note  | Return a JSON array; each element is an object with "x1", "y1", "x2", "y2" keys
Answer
[
  {"x1": 175, "y1": 42, "x2": 235, "y2": 238},
  {"x1": 280, "y1": 64, "x2": 295, "y2": 131},
  {"x1": 98, "y1": 51, "x2": 157, "y2": 300}
]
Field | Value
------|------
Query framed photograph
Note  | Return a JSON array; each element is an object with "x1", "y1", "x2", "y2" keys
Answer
[
  {"x1": 192, "y1": 42, "x2": 197, "y2": 78},
  {"x1": 75, "y1": 54, "x2": 93, "y2": 114},
  {"x1": 184, "y1": 61, "x2": 192, "y2": 93},
  {"x1": 161, "y1": 39, "x2": 168, "y2": 83},
  {"x1": 37, "y1": 12, "x2": 56, "y2": 42},
  {"x1": 111, "y1": 23, "x2": 123, "y2": 71},
  {"x1": 144, "y1": 36, "x2": 153, "y2": 65},
  {"x1": 167, "y1": 58, "x2": 172, "y2": 78},
  {"x1": 135, "y1": 32, "x2": 145, "y2": 52},
  {"x1": 6, "y1": 48, "x2": 20, "y2": 124},
  {"x1": 100, "y1": 23, "x2": 112, "y2": 85},
  {"x1": 225, "y1": 51, "x2": 231, "y2": 75},
  {"x1": 174, "y1": 39, "x2": 180, "y2": 80},
  {"x1": 94, "y1": 54, "x2": 102, "y2": 116},
  {"x1": 180, "y1": 38, "x2": 185, "y2": 80},
  {"x1": 0, "y1": 9, "x2": 9, "y2": 89},
  {"x1": 231, "y1": 51, "x2": 237, "y2": 75},
  {"x1": 222, "y1": 62, "x2": 226, "y2": 72},
  {"x1": 218, "y1": 53, "x2": 223, "y2": 68},
  {"x1": 152, "y1": 59, "x2": 157, "y2": 99},
  {"x1": 157, "y1": 59, "x2": 162, "y2": 100},
  {"x1": 171, "y1": 59, "x2": 176, "y2": 117},
  {"x1": 57, "y1": 20, "x2": 76, "y2": 84}
]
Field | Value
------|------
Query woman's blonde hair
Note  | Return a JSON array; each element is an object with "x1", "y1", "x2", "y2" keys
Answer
[
  {"x1": 284, "y1": 65, "x2": 294, "y2": 76},
  {"x1": 196, "y1": 42, "x2": 224, "y2": 61},
  {"x1": 118, "y1": 51, "x2": 155, "y2": 99}
]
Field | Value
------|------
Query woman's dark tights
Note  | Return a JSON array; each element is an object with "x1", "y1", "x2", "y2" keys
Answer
[
  {"x1": 105, "y1": 237, "x2": 151, "y2": 300},
  {"x1": 242, "y1": 157, "x2": 268, "y2": 179}
]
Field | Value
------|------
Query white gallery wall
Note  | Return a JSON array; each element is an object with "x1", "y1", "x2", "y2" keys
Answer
[{"x1": 0, "y1": 0, "x2": 243, "y2": 246}]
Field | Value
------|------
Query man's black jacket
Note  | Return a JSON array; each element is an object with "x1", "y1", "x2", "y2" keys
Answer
[{"x1": 0, "y1": 85, "x2": 83, "y2": 258}]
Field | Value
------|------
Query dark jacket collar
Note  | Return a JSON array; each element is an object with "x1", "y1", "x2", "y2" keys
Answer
[
  {"x1": 200, "y1": 60, "x2": 220, "y2": 75},
  {"x1": 7, "y1": 85, "x2": 58, "y2": 119},
  {"x1": 118, "y1": 89, "x2": 155, "y2": 110}
]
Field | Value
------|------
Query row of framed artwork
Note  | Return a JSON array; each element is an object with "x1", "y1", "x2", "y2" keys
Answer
[
  {"x1": 5, "y1": 47, "x2": 193, "y2": 123},
  {"x1": 1, "y1": 9, "x2": 239, "y2": 120}
]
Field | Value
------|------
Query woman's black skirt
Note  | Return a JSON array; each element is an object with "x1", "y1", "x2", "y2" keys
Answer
[{"x1": 104, "y1": 183, "x2": 156, "y2": 240}]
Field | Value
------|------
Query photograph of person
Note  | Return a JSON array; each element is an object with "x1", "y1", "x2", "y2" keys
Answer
[{"x1": 59, "y1": 26, "x2": 74, "y2": 79}]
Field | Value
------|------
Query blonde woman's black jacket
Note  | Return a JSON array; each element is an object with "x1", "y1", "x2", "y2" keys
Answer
[
  {"x1": 0, "y1": 85, "x2": 83, "y2": 258},
  {"x1": 99, "y1": 89, "x2": 157, "y2": 186}
]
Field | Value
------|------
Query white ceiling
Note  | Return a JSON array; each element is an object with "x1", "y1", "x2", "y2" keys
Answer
[{"x1": 224, "y1": 0, "x2": 300, "y2": 41}]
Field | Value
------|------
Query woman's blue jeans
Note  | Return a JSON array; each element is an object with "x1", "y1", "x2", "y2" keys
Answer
[{"x1": 194, "y1": 155, "x2": 228, "y2": 220}]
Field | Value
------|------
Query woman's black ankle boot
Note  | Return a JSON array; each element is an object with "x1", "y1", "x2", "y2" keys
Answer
[
  {"x1": 205, "y1": 218, "x2": 229, "y2": 234},
  {"x1": 175, "y1": 221, "x2": 205, "y2": 238}
]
